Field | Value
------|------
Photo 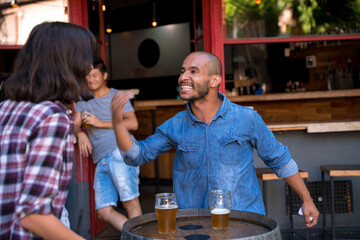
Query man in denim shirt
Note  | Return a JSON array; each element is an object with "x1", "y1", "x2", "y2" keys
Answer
[{"x1": 111, "y1": 51, "x2": 319, "y2": 228}]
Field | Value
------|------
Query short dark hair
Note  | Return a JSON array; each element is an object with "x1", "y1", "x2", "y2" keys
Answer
[
  {"x1": 93, "y1": 57, "x2": 107, "y2": 74},
  {"x1": 5, "y1": 21, "x2": 96, "y2": 104}
]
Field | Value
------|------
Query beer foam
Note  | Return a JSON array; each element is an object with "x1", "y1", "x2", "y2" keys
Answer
[
  {"x1": 211, "y1": 208, "x2": 230, "y2": 214},
  {"x1": 156, "y1": 205, "x2": 178, "y2": 209}
]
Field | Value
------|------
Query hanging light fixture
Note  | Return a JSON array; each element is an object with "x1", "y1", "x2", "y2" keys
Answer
[
  {"x1": 151, "y1": 1, "x2": 157, "y2": 27},
  {"x1": 106, "y1": 25, "x2": 112, "y2": 34},
  {"x1": 152, "y1": 18, "x2": 157, "y2": 27},
  {"x1": 11, "y1": 0, "x2": 18, "y2": 8},
  {"x1": 64, "y1": 6, "x2": 68, "y2": 15}
]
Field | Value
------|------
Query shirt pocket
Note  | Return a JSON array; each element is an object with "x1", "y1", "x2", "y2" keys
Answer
[
  {"x1": 219, "y1": 136, "x2": 247, "y2": 165},
  {"x1": 174, "y1": 144, "x2": 200, "y2": 171}
]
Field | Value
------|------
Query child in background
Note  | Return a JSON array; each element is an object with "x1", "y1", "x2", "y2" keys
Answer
[{"x1": 74, "y1": 57, "x2": 142, "y2": 232}]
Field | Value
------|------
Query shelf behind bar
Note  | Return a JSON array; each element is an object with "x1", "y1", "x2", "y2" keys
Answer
[{"x1": 268, "y1": 121, "x2": 360, "y2": 133}]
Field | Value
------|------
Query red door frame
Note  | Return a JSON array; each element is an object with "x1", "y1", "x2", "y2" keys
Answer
[
  {"x1": 202, "y1": 0, "x2": 225, "y2": 94},
  {"x1": 68, "y1": 0, "x2": 88, "y2": 27},
  {"x1": 69, "y1": 0, "x2": 108, "y2": 238}
]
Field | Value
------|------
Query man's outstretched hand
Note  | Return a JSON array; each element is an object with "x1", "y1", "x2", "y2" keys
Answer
[{"x1": 111, "y1": 90, "x2": 132, "y2": 125}]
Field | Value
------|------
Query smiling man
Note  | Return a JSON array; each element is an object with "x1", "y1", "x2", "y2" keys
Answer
[{"x1": 111, "y1": 51, "x2": 319, "y2": 228}]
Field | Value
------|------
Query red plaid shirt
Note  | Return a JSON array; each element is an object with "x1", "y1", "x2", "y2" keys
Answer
[{"x1": 0, "y1": 100, "x2": 74, "y2": 240}]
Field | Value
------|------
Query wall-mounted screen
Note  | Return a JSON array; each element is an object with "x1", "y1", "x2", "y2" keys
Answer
[{"x1": 109, "y1": 22, "x2": 190, "y2": 80}]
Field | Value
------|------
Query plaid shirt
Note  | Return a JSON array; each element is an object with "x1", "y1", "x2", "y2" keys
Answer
[{"x1": 0, "y1": 100, "x2": 74, "y2": 240}]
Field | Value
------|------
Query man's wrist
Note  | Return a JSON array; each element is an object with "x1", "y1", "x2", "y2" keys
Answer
[
  {"x1": 76, "y1": 131, "x2": 86, "y2": 138},
  {"x1": 301, "y1": 195, "x2": 313, "y2": 203}
]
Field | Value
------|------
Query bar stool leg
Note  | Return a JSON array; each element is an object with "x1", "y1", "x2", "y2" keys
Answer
[
  {"x1": 322, "y1": 171, "x2": 326, "y2": 239},
  {"x1": 330, "y1": 177, "x2": 335, "y2": 240}
]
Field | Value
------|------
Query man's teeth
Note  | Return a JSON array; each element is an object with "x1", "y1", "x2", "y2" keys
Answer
[{"x1": 181, "y1": 86, "x2": 193, "y2": 90}]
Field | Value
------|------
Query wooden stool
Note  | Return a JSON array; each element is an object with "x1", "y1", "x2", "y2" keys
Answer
[
  {"x1": 320, "y1": 164, "x2": 360, "y2": 240},
  {"x1": 256, "y1": 168, "x2": 309, "y2": 240}
]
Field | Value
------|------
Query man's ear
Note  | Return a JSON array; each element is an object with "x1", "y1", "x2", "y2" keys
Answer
[
  {"x1": 103, "y1": 72, "x2": 108, "y2": 81},
  {"x1": 210, "y1": 74, "x2": 222, "y2": 88}
]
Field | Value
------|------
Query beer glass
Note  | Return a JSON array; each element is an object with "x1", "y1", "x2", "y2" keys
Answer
[
  {"x1": 81, "y1": 111, "x2": 91, "y2": 129},
  {"x1": 155, "y1": 193, "x2": 178, "y2": 234},
  {"x1": 209, "y1": 189, "x2": 231, "y2": 230}
]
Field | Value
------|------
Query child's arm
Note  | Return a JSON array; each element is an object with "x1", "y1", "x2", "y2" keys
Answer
[
  {"x1": 83, "y1": 105, "x2": 138, "y2": 131},
  {"x1": 74, "y1": 111, "x2": 93, "y2": 157}
]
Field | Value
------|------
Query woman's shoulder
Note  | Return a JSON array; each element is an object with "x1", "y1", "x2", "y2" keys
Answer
[{"x1": 33, "y1": 101, "x2": 71, "y2": 121}]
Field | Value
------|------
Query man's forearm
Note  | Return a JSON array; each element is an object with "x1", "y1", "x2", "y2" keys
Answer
[
  {"x1": 284, "y1": 171, "x2": 319, "y2": 227},
  {"x1": 284, "y1": 172, "x2": 312, "y2": 202},
  {"x1": 114, "y1": 122, "x2": 134, "y2": 152},
  {"x1": 111, "y1": 91, "x2": 134, "y2": 152}
]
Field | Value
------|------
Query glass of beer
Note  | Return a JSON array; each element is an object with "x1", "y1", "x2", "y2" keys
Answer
[
  {"x1": 155, "y1": 193, "x2": 178, "y2": 234},
  {"x1": 81, "y1": 111, "x2": 91, "y2": 129},
  {"x1": 209, "y1": 189, "x2": 231, "y2": 230}
]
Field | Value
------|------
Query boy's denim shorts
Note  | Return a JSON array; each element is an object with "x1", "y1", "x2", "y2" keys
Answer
[{"x1": 94, "y1": 148, "x2": 140, "y2": 210}]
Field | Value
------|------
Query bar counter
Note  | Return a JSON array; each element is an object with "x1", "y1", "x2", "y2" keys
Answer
[{"x1": 133, "y1": 89, "x2": 360, "y2": 133}]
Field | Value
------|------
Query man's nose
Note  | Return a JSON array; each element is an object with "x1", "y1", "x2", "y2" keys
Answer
[{"x1": 179, "y1": 71, "x2": 189, "y2": 80}]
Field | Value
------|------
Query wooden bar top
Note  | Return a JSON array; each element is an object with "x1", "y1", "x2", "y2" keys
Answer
[
  {"x1": 133, "y1": 89, "x2": 360, "y2": 108},
  {"x1": 256, "y1": 168, "x2": 309, "y2": 181},
  {"x1": 267, "y1": 121, "x2": 360, "y2": 133},
  {"x1": 320, "y1": 165, "x2": 360, "y2": 177}
]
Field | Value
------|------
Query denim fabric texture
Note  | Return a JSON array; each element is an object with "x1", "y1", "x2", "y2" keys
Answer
[
  {"x1": 124, "y1": 93, "x2": 298, "y2": 215},
  {"x1": 94, "y1": 148, "x2": 140, "y2": 209}
]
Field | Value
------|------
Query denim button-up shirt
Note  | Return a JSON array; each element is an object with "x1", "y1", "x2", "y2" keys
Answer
[{"x1": 124, "y1": 93, "x2": 298, "y2": 215}]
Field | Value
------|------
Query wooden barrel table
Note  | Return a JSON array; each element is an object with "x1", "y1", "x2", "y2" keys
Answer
[{"x1": 121, "y1": 209, "x2": 281, "y2": 240}]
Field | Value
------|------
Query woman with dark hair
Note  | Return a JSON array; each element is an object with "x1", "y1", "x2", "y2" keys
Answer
[{"x1": 0, "y1": 21, "x2": 95, "y2": 240}]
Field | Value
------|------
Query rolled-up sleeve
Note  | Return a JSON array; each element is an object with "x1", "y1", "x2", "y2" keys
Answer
[
  {"x1": 274, "y1": 158, "x2": 299, "y2": 178},
  {"x1": 122, "y1": 140, "x2": 141, "y2": 166},
  {"x1": 251, "y1": 111, "x2": 295, "y2": 172}
]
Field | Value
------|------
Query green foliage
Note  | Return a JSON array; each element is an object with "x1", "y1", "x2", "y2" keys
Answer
[
  {"x1": 297, "y1": 0, "x2": 317, "y2": 34},
  {"x1": 225, "y1": 0, "x2": 360, "y2": 38},
  {"x1": 225, "y1": 0, "x2": 291, "y2": 37}
]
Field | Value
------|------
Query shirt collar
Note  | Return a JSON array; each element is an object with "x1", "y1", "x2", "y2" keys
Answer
[
  {"x1": 185, "y1": 93, "x2": 230, "y2": 126},
  {"x1": 54, "y1": 101, "x2": 74, "y2": 119}
]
